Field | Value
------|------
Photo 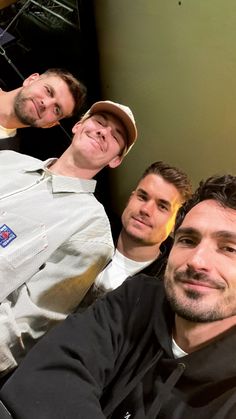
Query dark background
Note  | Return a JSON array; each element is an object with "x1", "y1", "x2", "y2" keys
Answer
[
  {"x1": 0, "y1": 0, "x2": 117, "y2": 230},
  {"x1": 0, "y1": 0, "x2": 101, "y2": 158}
]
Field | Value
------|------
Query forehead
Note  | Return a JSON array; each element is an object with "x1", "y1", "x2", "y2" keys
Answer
[
  {"x1": 136, "y1": 174, "x2": 182, "y2": 203},
  {"x1": 33, "y1": 75, "x2": 64, "y2": 88},
  {"x1": 180, "y1": 200, "x2": 236, "y2": 233}
]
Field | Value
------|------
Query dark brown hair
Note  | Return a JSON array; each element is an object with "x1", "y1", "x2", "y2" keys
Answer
[
  {"x1": 175, "y1": 174, "x2": 236, "y2": 231},
  {"x1": 140, "y1": 161, "x2": 192, "y2": 203}
]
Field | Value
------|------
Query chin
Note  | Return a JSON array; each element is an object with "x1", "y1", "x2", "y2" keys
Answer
[{"x1": 131, "y1": 234, "x2": 150, "y2": 244}]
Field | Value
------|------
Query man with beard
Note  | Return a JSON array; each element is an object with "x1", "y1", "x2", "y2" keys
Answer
[
  {"x1": 1, "y1": 174, "x2": 236, "y2": 419},
  {"x1": 80, "y1": 161, "x2": 192, "y2": 307},
  {"x1": 0, "y1": 68, "x2": 86, "y2": 149}
]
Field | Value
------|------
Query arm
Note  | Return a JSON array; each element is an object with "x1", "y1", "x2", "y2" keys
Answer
[{"x1": 0, "y1": 281, "x2": 133, "y2": 419}]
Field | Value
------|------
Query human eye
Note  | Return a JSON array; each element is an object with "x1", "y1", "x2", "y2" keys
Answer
[
  {"x1": 54, "y1": 105, "x2": 61, "y2": 116},
  {"x1": 220, "y1": 244, "x2": 236, "y2": 254},
  {"x1": 158, "y1": 202, "x2": 169, "y2": 212},
  {"x1": 112, "y1": 133, "x2": 118, "y2": 141},
  {"x1": 174, "y1": 235, "x2": 196, "y2": 247},
  {"x1": 94, "y1": 115, "x2": 105, "y2": 126},
  {"x1": 137, "y1": 192, "x2": 147, "y2": 201},
  {"x1": 45, "y1": 86, "x2": 52, "y2": 97}
]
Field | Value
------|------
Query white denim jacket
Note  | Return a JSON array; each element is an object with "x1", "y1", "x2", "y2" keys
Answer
[{"x1": 0, "y1": 151, "x2": 114, "y2": 373}]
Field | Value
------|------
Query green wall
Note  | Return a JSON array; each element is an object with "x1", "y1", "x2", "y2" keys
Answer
[{"x1": 94, "y1": 0, "x2": 236, "y2": 212}]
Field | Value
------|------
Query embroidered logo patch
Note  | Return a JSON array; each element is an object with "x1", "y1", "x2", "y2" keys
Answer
[{"x1": 0, "y1": 224, "x2": 17, "y2": 248}]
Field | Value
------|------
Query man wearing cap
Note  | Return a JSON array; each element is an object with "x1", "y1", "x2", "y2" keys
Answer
[{"x1": 0, "y1": 99, "x2": 137, "y2": 383}]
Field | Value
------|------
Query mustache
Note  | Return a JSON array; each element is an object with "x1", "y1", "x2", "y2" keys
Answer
[{"x1": 173, "y1": 266, "x2": 225, "y2": 290}]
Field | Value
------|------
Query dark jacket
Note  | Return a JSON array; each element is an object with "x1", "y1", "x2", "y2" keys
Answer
[
  {"x1": 0, "y1": 133, "x2": 20, "y2": 151},
  {"x1": 1, "y1": 276, "x2": 236, "y2": 419}
]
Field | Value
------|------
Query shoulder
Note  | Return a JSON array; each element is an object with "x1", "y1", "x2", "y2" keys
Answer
[
  {"x1": 69, "y1": 199, "x2": 114, "y2": 247},
  {"x1": 105, "y1": 274, "x2": 165, "y2": 314},
  {"x1": 0, "y1": 150, "x2": 41, "y2": 167},
  {"x1": 84, "y1": 196, "x2": 113, "y2": 232},
  {"x1": 124, "y1": 274, "x2": 165, "y2": 298}
]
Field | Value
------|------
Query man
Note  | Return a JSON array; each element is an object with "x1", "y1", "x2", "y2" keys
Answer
[
  {"x1": 82, "y1": 161, "x2": 192, "y2": 305},
  {"x1": 1, "y1": 174, "x2": 236, "y2": 418},
  {"x1": 0, "y1": 99, "x2": 137, "y2": 380},
  {"x1": 0, "y1": 68, "x2": 86, "y2": 148}
]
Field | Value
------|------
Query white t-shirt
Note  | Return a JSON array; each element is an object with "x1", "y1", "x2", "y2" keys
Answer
[
  {"x1": 172, "y1": 337, "x2": 188, "y2": 358},
  {"x1": 94, "y1": 249, "x2": 155, "y2": 292},
  {"x1": 0, "y1": 124, "x2": 16, "y2": 139},
  {"x1": 0, "y1": 89, "x2": 17, "y2": 139}
]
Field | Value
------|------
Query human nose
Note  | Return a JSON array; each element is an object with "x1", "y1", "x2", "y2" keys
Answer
[
  {"x1": 140, "y1": 200, "x2": 154, "y2": 216},
  {"x1": 186, "y1": 242, "x2": 213, "y2": 273},
  {"x1": 96, "y1": 128, "x2": 108, "y2": 141},
  {"x1": 40, "y1": 97, "x2": 55, "y2": 109}
]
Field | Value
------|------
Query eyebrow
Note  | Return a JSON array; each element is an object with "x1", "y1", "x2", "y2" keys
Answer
[
  {"x1": 213, "y1": 230, "x2": 236, "y2": 241},
  {"x1": 136, "y1": 188, "x2": 171, "y2": 209},
  {"x1": 175, "y1": 227, "x2": 199, "y2": 238},
  {"x1": 175, "y1": 227, "x2": 236, "y2": 242},
  {"x1": 136, "y1": 188, "x2": 148, "y2": 195}
]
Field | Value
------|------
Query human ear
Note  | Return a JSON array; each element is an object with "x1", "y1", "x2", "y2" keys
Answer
[
  {"x1": 72, "y1": 121, "x2": 82, "y2": 134},
  {"x1": 108, "y1": 155, "x2": 122, "y2": 169},
  {"x1": 23, "y1": 73, "x2": 40, "y2": 87}
]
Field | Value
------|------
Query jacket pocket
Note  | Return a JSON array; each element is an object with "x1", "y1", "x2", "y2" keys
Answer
[{"x1": 0, "y1": 210, "x2": 48, "y2": 269}]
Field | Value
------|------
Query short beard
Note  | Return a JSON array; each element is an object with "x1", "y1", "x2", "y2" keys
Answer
[
  {"x1": 14, "y1": 92, "x2": 37, "y2": 126},
  {"x1": 164, "y1": 266, "x2": 230, "y2": 323}
]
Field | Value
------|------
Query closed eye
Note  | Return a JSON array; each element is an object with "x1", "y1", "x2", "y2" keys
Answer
[{"x1": 93, "y1": 116, "x2": 106, "y2": 126}]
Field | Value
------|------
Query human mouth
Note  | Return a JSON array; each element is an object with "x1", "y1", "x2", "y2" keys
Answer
[
  {"x1": 175, "y1": 270, "x2": 225, "y2": 291},
  {"x1": 87, "y1": 134, "x2": 104, "y2": 151},
  {"x1": 132, "y1": 216, "x2": 151, "y2": 228},
  {"x1": 180, "y1": 279, "x2": 218, "y2": 292},
  {"x1": 31, "y1": 99, "x2": 41, "y2": 118}
]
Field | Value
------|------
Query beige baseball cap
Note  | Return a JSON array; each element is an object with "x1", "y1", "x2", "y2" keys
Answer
[{"x1": 83, "y1": 100, "x2": 137, "y2": 156}]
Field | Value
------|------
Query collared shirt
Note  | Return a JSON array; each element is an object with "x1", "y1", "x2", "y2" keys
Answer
[{"x1": 0, "y1": 150, "x2": 114, "y2": 373}]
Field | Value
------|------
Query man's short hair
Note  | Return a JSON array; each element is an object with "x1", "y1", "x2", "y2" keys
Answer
[
  {"x1": 140, "y1": 161, "x2": 192, "y2": 203},
  {"x1": 175, "y1": 174, "x2": 236, "y2": 231},
  {"x1": 42, "y1": 68, "x2": 87, "y2": 117}
]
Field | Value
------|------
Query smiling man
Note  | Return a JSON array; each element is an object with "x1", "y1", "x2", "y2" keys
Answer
[
  {"x1": 2, "y1": 174, "x2": 236, "y2": 419},
  {"x1": 0, "y1": 99, "x2": 137, "y2": 384},
  {"x1": 81, "y1": 162, "x2": 192, "y2": 306},
  {"x1": 0, "y1": 68, "x2": 86, "y2": 143}
]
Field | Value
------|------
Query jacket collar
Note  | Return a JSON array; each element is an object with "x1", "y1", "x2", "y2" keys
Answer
[
  {"x1": 23, "y1": 158, "x2": 97, "y2": 194},
  {"x1": 153, "y1": 282, "x2": 236, "y2": 380}
]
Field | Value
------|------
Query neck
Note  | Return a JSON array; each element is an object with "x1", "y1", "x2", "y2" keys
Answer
[
  {"x1": 49, "y1": 146, "x2": 99, "y2": 179},
  {"x1": 0, "y1": 88, "x2": 28, "y2": 129},
  {"x1": 117, "y1": 228, "x2": 161, "y2": 261},
  {"x1": 174, "y1": 314, "x2": 236, "y2": 353}
]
